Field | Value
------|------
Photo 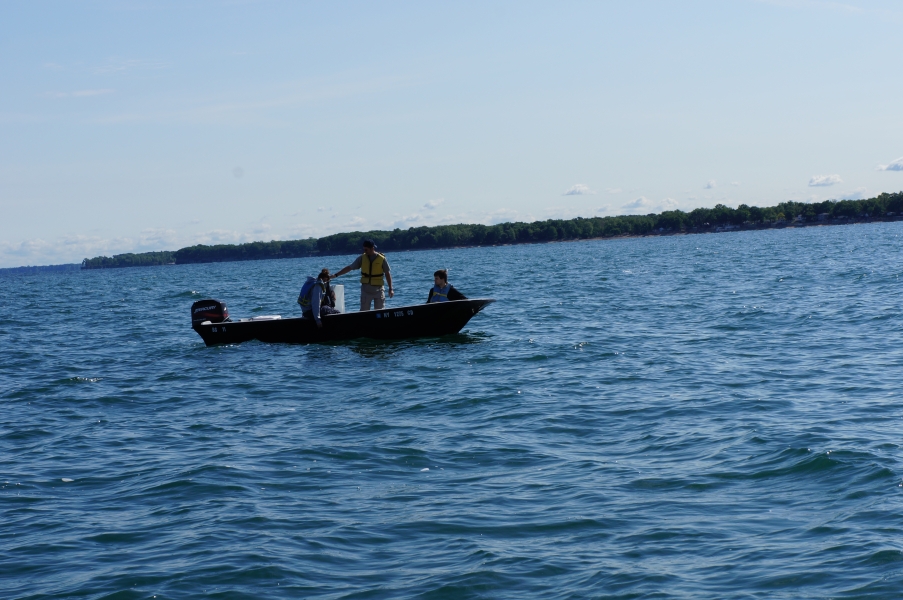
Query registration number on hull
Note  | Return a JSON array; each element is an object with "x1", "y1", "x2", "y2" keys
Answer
[{"x1": 376, "y1": 310, "x2": 414, "y2": 319}]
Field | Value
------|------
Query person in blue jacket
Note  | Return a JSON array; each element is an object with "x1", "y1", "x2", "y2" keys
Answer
[{"x1": 426, "y1": 269, "x2": 467, "y2": 303}]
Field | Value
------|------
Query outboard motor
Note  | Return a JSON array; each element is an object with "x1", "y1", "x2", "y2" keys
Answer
[{"x1": 191, "y1": 299, "x2": 230, "y2": 326}]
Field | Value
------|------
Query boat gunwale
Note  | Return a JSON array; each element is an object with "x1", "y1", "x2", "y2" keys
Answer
[{"x1": 191, "y1": 298, "x2": 495, "y2": 345}]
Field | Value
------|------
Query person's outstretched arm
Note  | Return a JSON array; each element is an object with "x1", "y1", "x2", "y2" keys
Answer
[
  {"x1": 332, "y1": 255, "x2": 363, "y2": 279},
  {"x1": 333, "y1": 264, "x2": 353, "y2": 278}
]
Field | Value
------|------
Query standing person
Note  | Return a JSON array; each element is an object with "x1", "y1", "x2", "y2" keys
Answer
[
  {"x1": 331, "y1": 239, "x2": 395, "y2": 311},
  {"x1": 427, "y1": 269, "x2": 467, "y2": 303}
]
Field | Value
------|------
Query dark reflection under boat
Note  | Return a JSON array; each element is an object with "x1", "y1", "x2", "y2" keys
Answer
[{"x1": 343, "y1": 331, "x2": 490, "y2": 358}]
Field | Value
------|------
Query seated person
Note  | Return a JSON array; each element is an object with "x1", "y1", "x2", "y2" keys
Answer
[
  {"x1": 321, "y1": 270, "x2": 338, "y2": 310},
  {"x1": 304, "y1": 269, "x2": 340, "y2": 327},
  {"x1": 319, "y1": 269, "x2": 341, "y2": 315},
  {"x1": 427, "y1": 269, "x2": 467, "y2": 303}
]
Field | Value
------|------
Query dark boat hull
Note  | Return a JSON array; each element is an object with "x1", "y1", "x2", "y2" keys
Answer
[{"x1": 192, "y1": 299, "x2": 495, "y2": 346}]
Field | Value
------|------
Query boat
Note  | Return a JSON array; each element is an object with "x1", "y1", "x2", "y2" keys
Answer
[{"x1": 190, "y1": 298, "x2": 495, "y2": 346}]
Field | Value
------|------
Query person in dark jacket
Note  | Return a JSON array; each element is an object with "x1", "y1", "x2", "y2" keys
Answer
[
  {"x1": 320, "y1": 269, "x2": 340, "y2": 315},
  {"x1": 321, "y1": 269, "x2": 337, "y2": 309},
  {"x1": 426, "y1": 269, "x2": 467, "y2": 303},
  {"x1": 305, "y1": 269, "x2": 340, "y2": 328}
]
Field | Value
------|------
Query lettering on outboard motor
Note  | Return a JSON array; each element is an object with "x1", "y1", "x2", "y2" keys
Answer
[{"x1": 190, "y1": 299, "x2": 230, "y2": 325}]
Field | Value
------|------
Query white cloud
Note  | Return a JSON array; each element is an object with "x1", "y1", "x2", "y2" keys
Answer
[
  {"x1": 486, "y1": 208, "x2": 518, "y2": 225},
  {"x1": 135, "y1": 228, "x2": 181, "y2": 247},
  {"x1": 877, "y1": 157, "x2": 903, "y2": 171},
  {"x1": 437, "y1": 214, "x2": 465, "y2": 225},
  {"x1": 839, "y1": 187, "x2": 868, "y2": 200},
  {"x1": 390, "y1": 213, "x2": 425, "y2": 228},
  {"x1": 0, "y1": 228, "x2": 189, "y2": 268},
  {"x1": 605, "y1": 187, "x2": 622, "y2": 194},
  {"x1": 373, "y1": 207, "x2": 531, "y2": 227},
  {"x1": 486, "y1": 208, "x2": 527, "y2": 224},
  {"x1": 809, "y1": 174, "x2": 842, "y2": 186},
  {"x1": 285, "y1": 223, "x2": 324, "y2": 239},
  {"x1": 620, "y1": 196, "x2": 681, "y2": 215},
  {"x1": 622, "y1": 197, "x2": 653, "y2": 214},
  {"x1": 544, "y1": 206, "x2": 592, "y2": 220},
  {"x1": 731, "y1": 181, "x2": 740, "y2": 186},
  {"x1": 704, "y1": 180, "x2": 716, "y2": 189},
  {"x1": 563, "y1": 184, "x2": 594, "y2": 196},
  {"x1": 624, "y1": 196, "x2": 651, "y2": 208},
  {"x1": 423, "y1": 198, "x2": 445, "y2": 209},
  {"x1": 660, "y1": 198, "x2": 679, "y2": 210},
  {"x1": 188, "y1": 229, "x2": 257, "y2": 245}
]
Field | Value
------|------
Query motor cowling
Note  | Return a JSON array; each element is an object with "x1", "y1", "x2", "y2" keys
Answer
[{"x1": 191, "y1": 299, "x2": 230, "y2": 326}]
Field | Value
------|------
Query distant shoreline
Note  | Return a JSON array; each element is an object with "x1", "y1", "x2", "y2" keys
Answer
[
  {"x1": 0, "y1": 263, "x2": 82, "y2": 275},
  {"x1": 3, "y1": 193, "x2": 900, "y2": 273},
  {"x1": 79, "y1": 193, "x2": 903, "y2": 270},
  {"x1": 10, "y1": 215, "x2": 897, "y2": 275}
]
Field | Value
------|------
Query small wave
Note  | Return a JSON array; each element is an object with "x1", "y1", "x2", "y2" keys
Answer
[
  {"x1": 60, "y1": 376, "x2": 103, "y2": 384},
  {"x1": 169, "y1": 290, "x2": 203, "y2": 298},
  {"x1": 1, "y1": 428, "x2": 52, "y2": 441},
  {"x1": 859, "y1": 549, "x2": 903, "y2": 567}
]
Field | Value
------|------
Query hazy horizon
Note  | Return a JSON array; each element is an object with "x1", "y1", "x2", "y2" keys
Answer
[{"x1": 3, "y1": 0, "x2": 903, "y2": 268}]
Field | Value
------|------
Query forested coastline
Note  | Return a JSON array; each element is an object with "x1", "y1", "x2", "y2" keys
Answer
[
  {"x1": 81, "y1": 192, "x2": 903, "y2": 269},
  {"x1": 0, "y1": 263, "x2": 82, "y2": 275}
]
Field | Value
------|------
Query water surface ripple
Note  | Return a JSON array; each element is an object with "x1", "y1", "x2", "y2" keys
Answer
[{"x1": 2, "y1": 224, "x2": 903, "y2": 598}]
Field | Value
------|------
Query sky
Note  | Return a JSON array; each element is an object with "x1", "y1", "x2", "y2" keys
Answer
[{"x1": 2, "y1": 0, "x2": 903, "y2": 267}]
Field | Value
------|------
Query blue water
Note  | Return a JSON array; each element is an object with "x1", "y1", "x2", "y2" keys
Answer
[{"x1": 3, "y1": 223, "x2": 903, "y2": 599}]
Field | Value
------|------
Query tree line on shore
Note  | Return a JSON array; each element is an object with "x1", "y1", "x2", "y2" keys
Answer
[{"x1": 81, "y1": 192, "x2": 903, "y2": 269}]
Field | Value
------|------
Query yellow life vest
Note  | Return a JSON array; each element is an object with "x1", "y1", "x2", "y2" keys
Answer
[{"x1": 360, "y1": 252, "x2": 386, "y2": 286}]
